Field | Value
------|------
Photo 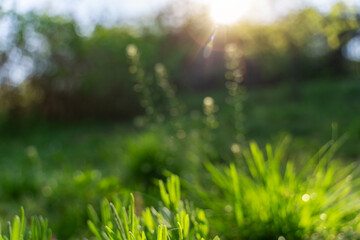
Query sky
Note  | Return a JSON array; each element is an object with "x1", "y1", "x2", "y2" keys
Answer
[{"x1": 2, "y1": 0, "x2": 360, "y2": 31}]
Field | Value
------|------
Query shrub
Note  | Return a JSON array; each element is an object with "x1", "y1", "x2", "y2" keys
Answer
[{"x1": 124, "y1": 132, "x2": 178, "y2": 188}]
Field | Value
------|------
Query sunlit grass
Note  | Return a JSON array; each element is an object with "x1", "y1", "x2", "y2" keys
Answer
[
  {"x1": 88, "y1": 175, "x2": 220, "y2": 240},
  {"x1": 199, "y1": 137, "x2": 360, "y2": 239}
]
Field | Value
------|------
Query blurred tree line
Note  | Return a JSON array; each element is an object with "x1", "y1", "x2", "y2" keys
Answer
[{"x1": 0, "y1": 2, "x2": 358, "y2": 120}]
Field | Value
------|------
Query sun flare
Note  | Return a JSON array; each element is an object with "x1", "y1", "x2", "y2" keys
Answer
[{"x1": 210, "y1": 0, "x2": 245, "y2": 25}]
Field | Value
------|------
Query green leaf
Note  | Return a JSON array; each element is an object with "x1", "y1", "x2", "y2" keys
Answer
[
  {"x1": 162, "y1": 225, "x2": 167, "y2": 240},
  {"x1": 177, "y1": 222, "x2": 183, "y2": 240},
  {"x1": 19, "y1": 207, "x2": 25, "y2": 238},
  {"x1": 102, "y1": 199, "x2": 112, "y2": 226},
  {"x1": 88, "y1": 205, "x2": 100, "y2": 225},
  {"x1": 129, "y1": 193, "x2": 135, "y2": 235},
  {"x1": 159, "y1": 180, "x2": 170, "y2": 208},
  {"x1": 142, "y1": 208, "x2": 154, "y2": 233},
  {"x1": 156, "y1": 225, "x2": 162, "y2": 240},
  {"x1": 88, "y1": 220, "x2": 102, "y2": 240},
  {"x1": 120, "y1": 207, "x2": 130, "y2": 239},
  {"x1": 109, "y1": 203, "x2": 126, "y2": 240},
  {"x1": 183, "y1": 214, "x2": 189, "y2": 238},
  {"x1": 250, "y1": 141, "x2": 266, "y2": 177},
  {"x1": 10, "y1": 216, "x2": 20, "y2": 240}
]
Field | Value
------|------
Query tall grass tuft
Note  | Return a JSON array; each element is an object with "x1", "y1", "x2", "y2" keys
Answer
[
  {"x1": 88, "y1": 174, "x2": 220, "y2": 240},
  {"x1": 127, "y1": 44, "x2": 184, "y2": 130},
  {"x1": 0, "y1": 207, "x2": 52, "y2": 240},
  {"x1": 201, "y1": 136, "x2": 360, "y2": 240}
]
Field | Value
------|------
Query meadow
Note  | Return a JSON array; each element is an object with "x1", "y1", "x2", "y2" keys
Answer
[
  {"x1": 0, "y1": 2, "x2": 360, "y2": 239},
  {"x1": 0, "y1": 76, "x2": 359, "y2": 239}
]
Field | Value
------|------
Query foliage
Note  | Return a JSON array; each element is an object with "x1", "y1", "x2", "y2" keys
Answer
[
  {"x1": 0, "y1": 3, "x2": 359, "y2": 239},
  {"x1": 200, "y1": 137, "x2": 360, "y2": 239},
  {"x1": 0, "y1": 3, "x2": 358, "y2": 119},
  {"x1": 0, "y1": 207, "x2": 51, "y2": 240},
  {"x1": 124, "y1": 131, "x2": 177, "y2": 188},
  {"x1": 45, "y1": 170, "x2": 124, "y2": 239},
  {"x1": 88, "y1": 175, "x2": 219, "y2": 240},
  {"x1": 0, "y1": 78, "x2": 359, "y2": 239}
]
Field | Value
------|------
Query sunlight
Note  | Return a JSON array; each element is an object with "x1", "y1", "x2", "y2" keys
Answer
[{"x1": 210, "y1": 0, "x2": 247, "y2": 25}]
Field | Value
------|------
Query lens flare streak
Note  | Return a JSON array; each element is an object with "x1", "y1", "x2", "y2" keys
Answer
[{"x1": 203, "y1": 26, "x2": 218, "y2": 58}]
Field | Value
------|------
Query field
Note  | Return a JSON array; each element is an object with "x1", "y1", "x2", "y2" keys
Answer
[
  {"x1": 1, "y1": 1, "x2": 360, "y2": 239},
  {"x1": 1, "y1": 77, "x2": 359, "y2": 239}
]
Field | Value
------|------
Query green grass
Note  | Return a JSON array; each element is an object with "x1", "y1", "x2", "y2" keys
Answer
[
  {"x1": 196, "y1": 137, "x2": 360, "y2": 240},
  {"x1": 0, "y1": 207, "x2": 51, "y2": 240},
  {"x1": 0, "y1": 77, "x2": 359, "y2": 239},
  {"x1": 88, "y1": 175, "x2": 219, "y2": 240}
]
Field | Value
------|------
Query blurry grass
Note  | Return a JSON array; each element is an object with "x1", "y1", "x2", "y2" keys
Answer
[
  {"x1": 1, "y1": 78, "x2": 358, "y2": 172},
  {"x1": 0, "y1": 207, "x2": 52, "y2": 240},
  {"x1": 180, "y1": 77, "x2": 360, "y2": 161},
  {"x1": 0, "y1": 77, "x2": 359, "y2": 238}
]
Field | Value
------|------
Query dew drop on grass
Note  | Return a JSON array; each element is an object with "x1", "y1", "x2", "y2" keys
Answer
[
  {"x1": 224, "y1": 205, "x2": 232, "y2": 212},
  {"x1": 320, "y1": 213, "x2": 327, "y2": 220},
  {"x1": 302, "y1": 194, "x2": 310, "y2": 202}
]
